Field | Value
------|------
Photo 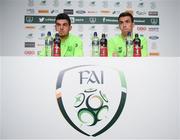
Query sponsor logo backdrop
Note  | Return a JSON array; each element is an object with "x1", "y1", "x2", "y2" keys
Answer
[{"x1": 24, "y1": 0, "x2": 160, "y2": 56}]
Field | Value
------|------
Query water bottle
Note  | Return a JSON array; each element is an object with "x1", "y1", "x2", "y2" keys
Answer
[
  {"x1": 92, "y1": 32, "x2": 100, "y2": 56},
  {"x1": 45, "y1": 31, "x2": 53, "y2": 56},
  {"x1": 133, "y1": 33, "x2": 141, "y2": 57},
  {"x1": 126, "y1": 32, "x2": 133, "y2": 57},
  {"x1": 53, "y1": 33, "x2": 61, "y2": 57},
  {"x1": 100, "y1": 34, "x2": 108, "y2": 57}
]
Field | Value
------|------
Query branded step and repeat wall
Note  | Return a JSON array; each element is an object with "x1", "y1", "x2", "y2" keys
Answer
[
  {"x1": 24, "y1": 0, "x2": 160, "y2": 56},
  {"x1": 0, "y1": 0, "x2": 180, "y2": 56},
  {"x1": 1, "y1": 57, "x2": 180, "y2": 139}
]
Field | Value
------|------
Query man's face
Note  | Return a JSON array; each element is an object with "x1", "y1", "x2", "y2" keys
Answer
[
  {"x1": 55, "y1": 19, "x2": 72, "y2": 38},
  {"x1": 119, "y1": 16, "x2": 134, "y2": 36}
]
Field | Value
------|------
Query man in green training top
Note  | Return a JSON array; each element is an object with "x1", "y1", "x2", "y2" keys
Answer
[
  {"x1": 108, "y1": 12, "x2": 148, "y2": 57},
  {"x1": 39, "y1": 13, "x2": 84, "y2": 57}
]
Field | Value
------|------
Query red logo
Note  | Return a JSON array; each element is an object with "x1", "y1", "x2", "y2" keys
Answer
[
  {"x1": 137, "y1": 26, "x2": 147, "y2": 31},
  {"x1": 24, "y1": 50, "x2": 35, "y2": 56}
]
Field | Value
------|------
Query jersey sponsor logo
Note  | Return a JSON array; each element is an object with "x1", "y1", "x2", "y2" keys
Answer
[{"x1": 56, "y1": 65, "x2": 127, "y2": 136}]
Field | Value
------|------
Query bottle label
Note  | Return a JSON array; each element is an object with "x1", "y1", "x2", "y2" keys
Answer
[
  {"x1": 53, "y1": 44, "x2": 61, "y2": 57},
  {"x1": 100, "y1": 47, "x2": 107, "y2": 57},
  {"x1": 133, "y1": 45, "x2": 141, "y2": 57}
]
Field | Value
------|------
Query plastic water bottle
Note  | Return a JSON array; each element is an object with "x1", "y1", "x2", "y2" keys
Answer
[
  {"x1": 100, "y1": 34, "x2": 108, "y2": 57},
  {"x1": 126, "y1": 32, "x2": 133, "y2": 57},
  {"x1": 45, "y1": 31, "x2": 53, "y2": 56},
  {"x1": 92, "y1": 32, "x2": 100, "y2": 56},
  {"x1": 133, "y1": 33, "x2": 141, "y2": 57},
  {"x1": 53, "y1": 33, "x2": 61, "y2": 57}
]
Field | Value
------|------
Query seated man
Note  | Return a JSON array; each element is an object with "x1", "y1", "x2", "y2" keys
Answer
[
  {"x1": 108, "y1": 12, "x2": 148, "y2": 57},
  {"x1": 39, "y1": 13, "x2": 84, "y2": 57}
]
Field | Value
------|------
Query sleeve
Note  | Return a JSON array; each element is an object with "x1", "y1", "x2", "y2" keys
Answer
[
  {"x1": 141, "y1": 36, "x2": 148, "y2": 57},
  {"x1": 107, "y1": 38, "x2": 115, "y2": 57}
]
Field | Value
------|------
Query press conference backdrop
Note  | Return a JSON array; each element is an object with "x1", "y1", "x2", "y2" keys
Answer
[
  {"x1": 1, "y1": 57, "x2": 180, "y2": 139},
  {"x1": 0, "y1": 0, "x2": 180, "y2": 56}
]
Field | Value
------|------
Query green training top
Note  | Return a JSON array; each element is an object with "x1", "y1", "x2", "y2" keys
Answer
[
  {"x1": 39, "y1": 33, "x2": 84, "y2": 57},
  {"x1": 108, "y1": 34, "x2": 148, "y2": 57}
]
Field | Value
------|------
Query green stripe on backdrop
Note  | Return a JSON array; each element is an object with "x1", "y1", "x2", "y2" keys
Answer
[{"x1": 25, "y1": 15, "x2": 159, "y2": 25}]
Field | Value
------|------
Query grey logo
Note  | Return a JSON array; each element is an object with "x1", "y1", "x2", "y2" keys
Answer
[
  {"x1": 89, "y1": 17, "x2": 96, "y2": 23},
  {"x1": 150, "y1": 18, "x2": 159, "y2": 25},
  {"x1": 26, "y1": 16, "x2": 33, "y2": 23}
]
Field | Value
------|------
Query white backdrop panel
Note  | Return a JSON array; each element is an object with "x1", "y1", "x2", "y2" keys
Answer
[{"x1": 1, "y1": 57, "x2": 180, "y2": 139}]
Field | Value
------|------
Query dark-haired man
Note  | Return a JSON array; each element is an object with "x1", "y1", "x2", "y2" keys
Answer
[
  {"x1": 39, "y1": 13, "x2": 84, "y2": 56},
  {"x1": 108, "y1": 12, "x2": 148, "y2": 57}
]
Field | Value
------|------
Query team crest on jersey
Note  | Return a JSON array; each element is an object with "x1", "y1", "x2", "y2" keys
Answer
[{"x1": 56, "y1": 65, "x2": 127, "y2": 136}]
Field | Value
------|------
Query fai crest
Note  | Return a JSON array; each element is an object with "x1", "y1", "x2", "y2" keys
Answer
[{"x1": 56, "y1": 65, "x2": 127, "y2": 136}]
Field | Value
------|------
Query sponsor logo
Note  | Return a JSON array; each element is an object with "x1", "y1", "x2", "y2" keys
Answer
[
  {"x1": 39, "y1": 25, "x2": 46, "y2": 31},
  {"x1": 64, "y1": 9, "x2": 74, "y2": 15},
  {"x1": 150, "y1": 18, "x2": 159, "y2": 25},
  {"x1": 102, "y1": 17, "x2": 117, "y2": 24},
  {"x1": 70, "y1": 17, "x2": 75, "y2": 23},
  {"x1": 38, "y1": 33, "x2": 46, "y2": 40},
  {"x1": 25, "y1": 26, "x2": 35, "y2": 29},
  {"x1": 100, "y1": 10, "x2": 111, "y2": 14},
  {"x1": 38, "y1": 9, "x2": 49, "y2": 14},
  {"x1": 51, "y1": 9, "x2": 60, "y2": 14},
  {"x1": 26, "y1": 33, "x2": 33, "y2": 39},
  {"x1": 148, "y1": 11, "x2": 158, "y2": 16},
  {"x1": 38, "y1": 17, "x2": 45, "y2": 22},
  {"x1": 136, "y1": 11, "x2": 146, "y2": 16},
  {"x1": 39, "y1": 0, "x2": 46, "y2": 6},
  {"x1": 56, "y1": 65, "x2": 127, "y2": 136},
  {"x1": 65, "y1": 0, "x2": 72, "y2": 7},
  {"x1": 137, "y1": 26, "x2": 147, "y2": 31},
  {"x1": 138, "y1": 2, "x2": 145, "y2": 8},
  {"x1": 89, "y1": 25, "x2": 95, "y2": 30},
  {"x1": 87, "y1": 11, "x2": 98, "y2": 14},
  {"x1": 26, "y1": 8, "x2": 35, "y2": 14},
  {"x1": 76, "y1": 10, "x2": 86, "y2": 14},
  {"x1": 89, "y1": 17, "x2": 96, "y2": 24},
  {"x1": 89, "y1": 1, "x2": 96, "y2": 7},
  {"x1": 114, "y1": 1, "x2": 121, "y2": 7},
  {"x1": 24, "y1": 50, "x2": 35, "y2": 56},
  {"x1": 149, "y1": 36, "x2": 159, "y2": 40},
  {"x1": 25, "y1": 42, "x2": 35, "y2": 48},
  {"x1": 148, "y1": 27, "x2": 159, "y2": 32},
  {"x1": 112, "y1": 11, "x2": 121, "y2": 15},
  {"x1": 25, "y1": 16, "x2": 34, "y2": 23}
]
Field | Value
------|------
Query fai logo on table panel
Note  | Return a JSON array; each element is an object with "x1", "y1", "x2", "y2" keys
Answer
[{"x1": 56, "y1": 65, "x2": 127, "y2": 137}]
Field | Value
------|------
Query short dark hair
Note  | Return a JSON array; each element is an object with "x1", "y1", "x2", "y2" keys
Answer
[
  {"x1": 55, "y1": 13, "x2": 71, "y2": 25},
  {"x1": 118, "y1": 12, "x2": 134, "y2": 23}
]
